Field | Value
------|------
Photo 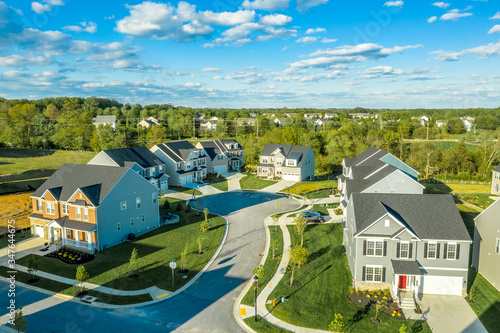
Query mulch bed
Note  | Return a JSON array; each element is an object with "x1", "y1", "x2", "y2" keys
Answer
[
  {"x1": 348, "y1": 292, "x2": 406, "y2": 320},
  {"x1": 45, "y1": 249, "x2": 95, "y2": 265}
]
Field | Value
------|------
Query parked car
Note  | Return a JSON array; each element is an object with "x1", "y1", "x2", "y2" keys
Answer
[{"x1": 295, "y1": 210, "x2": 325, "y2": 223}]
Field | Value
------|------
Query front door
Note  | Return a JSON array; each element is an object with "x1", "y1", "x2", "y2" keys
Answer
[{"x1": 398, "y1": 275, "x2": 407, "y2": 290}]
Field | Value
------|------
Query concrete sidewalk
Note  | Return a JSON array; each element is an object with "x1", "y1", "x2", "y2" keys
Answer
[
  {"x1": 0, "y1": 238, "x2": 47, "y2": 266},
  {"x1": 258, "y1": 180, "x2": 297, "y2": 193},
  {"x1": 227, "y1": 173, "x2": 244, "y2": 191}
]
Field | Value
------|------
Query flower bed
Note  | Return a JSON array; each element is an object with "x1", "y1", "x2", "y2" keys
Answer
[
  {"x1": 348, "y1": 290, "x2": 406, "y2": 320},
  {"x1": 45, "y1": 247, "x2": 94, "y2": 265}
]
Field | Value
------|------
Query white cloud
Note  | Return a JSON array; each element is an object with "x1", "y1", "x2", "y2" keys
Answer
[
  {"x1": 242, "y1": 0, "x2": 290, "y2": 11},
  {"x1": 202, "y1": 67, "x2": 222, "y2": 72},
  {"x1": 199, "y1": 10, "x2": 255, "y2": 26},
  {"x1": 440, "y1": 9, "x2": 473, "y2": 21},
  {"x1": 296, "y1": 36, "x2": 317, "y2": 43},
  {"x1": 305, "y1": 28, "x2": 326, "y2": 34},
  {"x1": 290, "y1": 43, "x2": 422, "y2": 68},
  {"x1": 488, "y1": 25, "x2": 500, "y2": 34},
  {"x1": 490, "y1": 12, "x2": 500, "y2": 20},
  {"x1": 296, "y1": 0, "x2": 329, "y2": 11},
  {"x1": 0, "y1": 54, "x2": 51, "y2": 67},
  {"x1": 259, "y1": 14, "x2": 292, "y2": 26},
  {"x1": 104, "y1": 15, "x2": 115, "y2": 20},
  {"x1": 384, "y1": 1, "x2": 404, "y2": 8},
  {"x1": 185, "y1": 82, "x2": 202, "y2": 87},
  {"x1": 432, "y1": 2, "x2": 450, "y2": 9},
  {"x1": 321, "y1": 38, "x2": 337, "y2": 43},
  {"x1": 427, "y1": 16, "x2": 437, "y2": 23},
  {"x1": 432, "y1": 40, "x2": 500, "y2": 61},
  {"x1": 31, "y1": 2, "x2": 51, "y2": 13},
  {"x1": 45, "y1": 0, "x2": 64, "y2": 6},
  {"x1": 63, "y1": 21, "x2": 97, "y2": 34}
]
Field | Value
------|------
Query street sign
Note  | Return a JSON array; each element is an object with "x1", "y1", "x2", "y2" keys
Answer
[{"x1": 169, "y1": 261, "x2": 177, "y2": 269}]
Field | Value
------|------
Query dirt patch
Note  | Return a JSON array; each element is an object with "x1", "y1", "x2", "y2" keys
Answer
[
  {"x1": 348, "y1": 292, "x2": 406, "y2": 320},
  {"x1": 0, "y1": 192, "x2": 32, "y2": 233}
]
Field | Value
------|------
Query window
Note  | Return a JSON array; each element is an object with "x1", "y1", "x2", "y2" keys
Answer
[
  {"x1": 427, "y1": 243, "x2": 437, "y2": 259},
  {"x1": 152, "y1": 192, "x2": 157, "y2": 204},
  {"x1": 149, "y1": 168, "x2": 155, "y2": 176},
  {"x1": 262, "y1": 157, "x2": 268, "y2": 163},
  {"x1": 276, "y1": 158, "x2": 282, "y2": 165},
  {"x1": 62, "y1": 203, "x2": 68, "y2": 215},
  {"x1": 83, "y1": 208, "x2": 88, "y2": 221},
  {"x1": 159, "y1": 165, "x2": 163, "y2": 172},
  {"x1": 496, "y1": 238, "x2": 500, "y2": 255},
  {"x1": 81, "y1": 232, "x2": 88, "y2": 242},
  {"x1": 37, "y1": 199, "x2": 43, "y2": 211},
  {"x1": 447, "y1": 243, "x2": 457, "y2": 260},
  {"x1": 141, "y1": 214, "x2": 145, "y2": 222},
  {"x1": 384, "y1": 219, "x2": 390, "y2": 227},
  {"x1": 121, "y1": 201, "x2": 127, "y2": 210},
  {"x1": 130, "y1": 218, "x2": 134, "y2": 226},
  {"x1": 66, "y1": 229, "x2": 74, "y2": 239},
  {"x1": 46, "y1": 202, "x2": 55, "y2": 215},
  {"x1": 367, "y1": 240, "x2": 384, "y2": 257},
  {"x1": 117, "y1": 223, "x2": 121, "y2": 231},
  {"x1": 218, "y1": 154, "x2": 223, "y2": 160},
  {"x1": 400, "y1": 242, "x2": 409, "y2": 259},
  {"x1": 365, "y1": 266, "x2": 383, "y2": 282},
  {"x1": 76, "y1": 207, "x2": 81, "y2": 220},
  {"x1": 136, "y1": 197, "x2": 141, "y2": 209},
  {"x1": 286, "y1": 159, "x2": 296, "y2": 166},
  {"x1": 390, "y1": 189, "x2": 396, "y2": 194},
  {"x1": 495, "y1": 172, "x2": 500, "y2": 180},
  {"x1": 176, "y1": 162, "x2": 181, "y2": 170}
]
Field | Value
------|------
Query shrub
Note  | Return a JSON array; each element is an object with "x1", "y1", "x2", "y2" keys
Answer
[
  {"x1": 163, "y1": 200, "x2": 170, "y2": 209},
  {"x1": 176, "y1": 202, "x2": 183, "y2": 211}
]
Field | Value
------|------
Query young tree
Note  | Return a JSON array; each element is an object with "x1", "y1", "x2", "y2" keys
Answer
[
  {"x1": 197, "y1": 232, "x2": 205, "y2": 254},
  {"x1": 373, "y1": 300, "x2": 387, "y2": 321},
  {"x1": 75, "y1": 265, "x2": 89, "y2": 293},
  {"x1": 271, "y1": 239, "x2": 280, "y2": 259},
  {"x1": 288, "y1": 244, "x2": 308, "y2": 286},
  {"x1": 203, "y1": 207, "x2": 209, "y2": 223},
  {"x1": 12, "y1": 306, "x2": 27, "y2": 333},
  {"x1": 129, "y1": 248, "x2": 139, "y2": 276},
  {"x1": 399, "y1": 323, "x2": 407, "y2": 333},
  {"x1": 180, "y1": 242, "x2": 191, "y2": 272},
  {"x1": 294, "y1": 213, "x2": 306, "y2": 247},
  {"x1": 328, "y1": 313, "x2": 345, "y2": 333},
  {"x1": 26, "y1": 255, "x2": 39, "y2": 281},
  {"x1": 252, "y1": 264, "x2": 264, "y2": 289},
  {"x1": 196, "y1": 200, "x2": 201, "y2": 216},
  {"x1": 272, "y1": 214, "x2": 279, "y2": 232}
]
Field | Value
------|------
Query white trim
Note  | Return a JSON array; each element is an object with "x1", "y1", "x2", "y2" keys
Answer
[
  {"x1": 67, "y1": 188, "x2": 95, "y2": 207},
  {"x1": 391, "y1": 228, "x2": 419, "y2": 240},
  {"x1": 384, "y1": 152, "x2": 420, "y2": 175},
  {"x1": 366, "y1": 239, "x2": 384, "y2": 257},
  {"x1": 355, "y1": 150, "x2": 383, "y2": 167},
  {"x1": 446, "y1": 242, "x2": 457, "y2": 260},
  {"x1": 87, "y1": 151, "x2": 121, "y2": 167},
  {"x1": 356, "y1": 212, "x2": 420, "y2": 240},
  {"x1": 365, "y1": 265, "x2": 384, "y2": 283},
  {"x1": 474, "y1": 197, "x2": 500, "y2": 223},
  {"x1": 421, "y1": 266, "x2": 468, "y2": 271},
  {"x1": 363, "y1": 164, "x2": 389, "y2": 180}
]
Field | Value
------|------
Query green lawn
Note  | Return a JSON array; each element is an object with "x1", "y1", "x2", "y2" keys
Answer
[
  {"x1": 17, "y1": 197, "x2": 225, "y2": 291},
  {"x1": 242, "y1": 227, "x2": 283, "y2": 306},
  {"x1": 0, "y1": 266, "x2": 152, "y2": 305},
  {"x1": 244, "y1": 316, "x2": 292, "y2": 333},
  {"x1": 168, "y1": 186, "x2": 202, "y2": 195},
  {"x1": 456, "y1": 193, "x2": 495, "y2": 210},
  {"x1": 282, "y1": 180, "x2": 338, "y2": 196},
  {"x1": 240, "y1": 173, "x2": 277, "y2": 190},
  {"x1": 457, "y1": 204, "x2": 480, "y2": 239},
  {"x1": 266, "y1": 224, "x2": 431, "y2": 332},
  {"x1": 204, "y1": 173, "x2": 228, "y2": 191},
  {"x1": 0, "y1": 230, "x2": 32, "y2": 249},
  {"x1": 0, "y1": 149, "x2": 94, "y2": 194},
  {"x1": 467, "y1": 269, "x2": 500, "y2": 333},
  {"x1": 311, "y1": 204, "x2": 330, "y2": 216}
]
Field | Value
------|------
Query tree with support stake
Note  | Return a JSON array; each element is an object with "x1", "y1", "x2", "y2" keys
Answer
[{"x1": 169, "y1": 259, "x2": 177, "y2": 286}]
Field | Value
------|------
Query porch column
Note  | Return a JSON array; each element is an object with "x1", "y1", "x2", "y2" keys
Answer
[{"x1": 74, "y1": 230, "x2": 80, "y2": 248}]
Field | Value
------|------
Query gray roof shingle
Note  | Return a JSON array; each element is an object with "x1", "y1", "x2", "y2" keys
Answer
[
  {"x1": 352, "y1": 193, "x2": 471, "y2": 241},
  {"x1": 391, "y1": 260, "x2": 422, "y2": 275},
  {"x1": 493, "y1": 165, "x2": 500, "y2": 173},
  {"x1": 154, "y1": 141, "x2": 198, "y2": 163},
  {"x1": 260, "y1": 144, "x2": 312, "y2": 167},
  {"x1": 101, "y1": 146, "x2": 164, "y2": 168}
]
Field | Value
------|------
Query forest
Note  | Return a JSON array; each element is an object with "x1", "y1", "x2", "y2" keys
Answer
[{"x1": 0, "y1": 96, "x2": 499, "y2": 181}]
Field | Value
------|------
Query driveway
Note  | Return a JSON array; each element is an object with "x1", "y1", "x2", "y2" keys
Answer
[{"x1": 419, "y1": 295, "x2": 487, "y2": 333}]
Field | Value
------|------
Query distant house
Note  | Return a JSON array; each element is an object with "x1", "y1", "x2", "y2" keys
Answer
[
  {"x1": 138, "y1": 117, "x2": 160, "y2": 128},
  {"x1": 303, "y1": 113, "x2": 321, "y2": 119},
  {"x1": 461, "y1": 117, "x2": 475, "y2": 132},
  {"x1": 412, "y1": 116, "x2": 429, "y2": 127},
  {"x1": 345, "y1": 193, "x2": 471, "y2": 302},
  {"x1": 93, "y1": 115, "x2": 117, "y2": 130},
  {"x1": 257, "y1": 144, "x2": 315, "y2": 181},
  {"x1": 492, "y1": 165, "x2": 500, "y2": 195},
  {"x1": 472, "y1": 198, "x2": 500, "y2": 291},
  {"x1": 151, "y1": 141, "x2": 207, "y2": 186},
  {"x1": 285, "y1": 113, "x2": 297, "y2": 118},
  {"x1": 435, "y1": 120, "x2": 445, "y2": 128},
  {"x1": 237, "y1": 118, "x2": 256, "y2": 126},
  {"x1": 200, "y1": 119, "x2": 217, "y2": 131},
  {"x1": 349, "y1": 113, "x2": 373, "y2": 119},
  {"x1": 249, "y1": 113, "x2": 257, "y2": 118},
  {"x1": 313, "y1": 118, "x2": 333, "y2": 127},
  {"x1": 87, "y1": 146, "x2": 169, "y2": 191},
  {"x1": 274, "y1": 118, "x2": 290, "y2": 126},
  {"x1": 29, "y1": 164, "x2": 160, "y2": 253},
  {"x1": 338, "y1": 147, "x2": 423, "y2": 211},
  {"x1": 196, "y1": 139, "x2": 244, "y2": 173},
  {"x1": 324, "y1": 113, "x2": 338, "y2": 119}
]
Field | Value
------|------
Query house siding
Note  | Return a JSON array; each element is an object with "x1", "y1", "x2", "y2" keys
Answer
[
  {"x1": 492, "y1": 170, "x2": 500, "y2": 195},
  {"x1": 362, "y1": 170, "x2": 423, "y2": 195},
  {"x1": 379, "y1": 154, "x2": 419, "y2": 180},
  {"x1": 87, "y1": 152, "x2": 119, "y2": 167}
]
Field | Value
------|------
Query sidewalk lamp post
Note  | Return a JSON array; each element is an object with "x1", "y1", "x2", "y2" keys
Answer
[
  {"x1": 170, "y1": 259, "x2": 177, "y2": 286},
  {"x1": 253, "y1": 275, "x2": 259, "y2": 321}
]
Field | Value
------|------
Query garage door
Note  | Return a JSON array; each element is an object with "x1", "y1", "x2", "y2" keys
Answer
[
  {"x1": 34, "y1": 225, "x2": 44, "y2": 238},
  {"x1": 420, "y1": 275, "x2": 463, "y2": 296},
  {"x1": 161, "y1": 181, "x2": 168, "y2": 190},
  {"x1": 283, "y1": 173, "x2": 300, "y2": 181},
  {"x1": 214, "y1": 165, "x2": 227, "y2": 174}
]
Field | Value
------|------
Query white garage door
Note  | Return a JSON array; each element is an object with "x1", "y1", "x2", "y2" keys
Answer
[
  {"x1": 214, "y1": 165, "x2": 227, "y2": 174},
  {"x1": 420, "y1": 275, "x2": 463, "y2": 296},
  {"x1": 283, "y1": 173, "x2": 300, "y2": 181},
  {"x1": 34, "y1": 225, "x2": 44, "y2": 238}
]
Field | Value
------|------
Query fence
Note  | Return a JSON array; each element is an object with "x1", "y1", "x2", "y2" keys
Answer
[{"x1": 420, "y1": 178, "x2": 491, "y2": 185}]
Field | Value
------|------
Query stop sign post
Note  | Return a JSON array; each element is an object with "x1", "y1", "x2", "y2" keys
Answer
[{"x1": 170, "y1": 259, "x2": 177, "y2": 286}]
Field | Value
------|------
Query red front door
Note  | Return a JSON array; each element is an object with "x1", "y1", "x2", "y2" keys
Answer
[{"x1": 398, "y1": 275, "x2": 407, "y2": 289}]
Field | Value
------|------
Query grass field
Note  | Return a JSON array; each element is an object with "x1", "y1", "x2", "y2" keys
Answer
[
  {"x1": 467, "y1": 269, "x2": 500, "y2": 333},
  {"x1": 456, "y1": 204, "x2": 480, "y2": 239},
  {"x1": 241, "y1": 227, "x2": 283, "y2": 307},
  {"x1": 204, "y1": 173, "x2": 228, "y2": 192},
  {"x1": 0, "y1": 149, "x2": 94, "y2": 193},
  {"x1": 423, "y1": 182, "x2": 495, "y2": 209},
  {"x1": 240, "y1": 173, "x2": 277, "y2": 190},
  {"x1": 0, "y1": 266, "x2": 152, "y2": 305},
  {"x1": 17, "y1": 197, "x2": 225, "y2": 291},
  {"x1": 282, "y1": 180, "x2": 337, "y2": 196},
  {"x1": 266, "y1": 224, "x2": 430, "y2": 332},
  {"x1": 0, "y1": 229, "x2": 32, "y2": 249},
  {"x1": 408, "y1": 141, "x2": 478, "y2": 151},
  {"x1": 244, "y1": 316, "x2": 291, "y2": 333},
  {"x1": 168, "y1": 186, "x2": 202, "y2": 195},
  {"x1": 0, "y1": 193, "x2": 34, "y2": 231}
]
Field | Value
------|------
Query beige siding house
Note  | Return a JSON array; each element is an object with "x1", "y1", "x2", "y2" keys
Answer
[
  {"x1": 257, "y1": 144, "x2": 315, "y2": 181},
  {"x1": 492, "y1": 166, "x2": 500, "y2": 195},
  {"x1": 196, "y1": 139, "x2": 244, "y2": 174}
]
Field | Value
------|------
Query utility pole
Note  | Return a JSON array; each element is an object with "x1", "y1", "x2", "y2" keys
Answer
[
  {"x1": 426, "y1": 121, "x2": 429, "y2": 141},
  {"x1": 256, "y1": 118, "x2": 259, "y2": 139},
  {"x1": 193, "y1": 118, "x2": 196, "y2": 139}
]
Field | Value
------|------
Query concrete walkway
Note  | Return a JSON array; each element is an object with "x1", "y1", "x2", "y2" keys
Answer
[
  {"x1": 0, "y1": 237, "x2": 46, "y2": 266},
  {"x1": 258, "y1": 180, "x2": 297, "y2": 193},
  {"x1": 227, "y1": 173, "x2": 245, "y2": 191}
]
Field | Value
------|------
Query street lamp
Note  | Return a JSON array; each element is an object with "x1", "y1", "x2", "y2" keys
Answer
[{"x1": 253, "y1": 275, "x2": 259, "y2": 321}]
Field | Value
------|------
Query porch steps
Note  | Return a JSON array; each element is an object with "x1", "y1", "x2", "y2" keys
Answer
[{"x1": 399, "y1": 292, "x2": 415, "y2": 311}]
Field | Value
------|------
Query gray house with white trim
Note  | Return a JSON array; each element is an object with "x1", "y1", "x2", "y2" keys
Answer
[
  {"x1": 257, "y1": 144, "x2": 315, "y2": 181},
  {"x1": 345, "y1": 193, "x2": 471, "y2": 304},
  {"x1": 338, "y1": 147, "x2": 423, "y2": 211},
  {"x1": 472, "y1": 198, "x2": 500, "y2": 291},
  {"x1": 196, "y1": 139, "x2": 244, "y2": 174},
  {"x1": 88, "y1": 146, "x2": 169, "y2": 191}
]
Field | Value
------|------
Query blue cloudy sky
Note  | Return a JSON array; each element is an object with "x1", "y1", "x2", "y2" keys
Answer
[{"x1": 1, "y1": 0, "x2": 500, "y2": 108}]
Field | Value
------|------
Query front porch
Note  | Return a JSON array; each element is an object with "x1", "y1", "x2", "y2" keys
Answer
[
  {"x1": 46, "y1": 220, "x2": 97, "y2": 254},
  {"x1": 391, "y1": 259, "x2": 422, "y2": 311},
  {"x1": 257, "y1": 164, "x2": 275, "y2": 179}
]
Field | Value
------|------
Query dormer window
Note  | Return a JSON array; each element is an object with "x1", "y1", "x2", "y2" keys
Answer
[{"x1": 286, "y1": 159, "x2": 296, "y2": 167}]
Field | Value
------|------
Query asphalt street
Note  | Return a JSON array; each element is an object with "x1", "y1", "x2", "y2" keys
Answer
[{"x1": 0, "y1": 191, "x2": 300, "y2": 333}]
